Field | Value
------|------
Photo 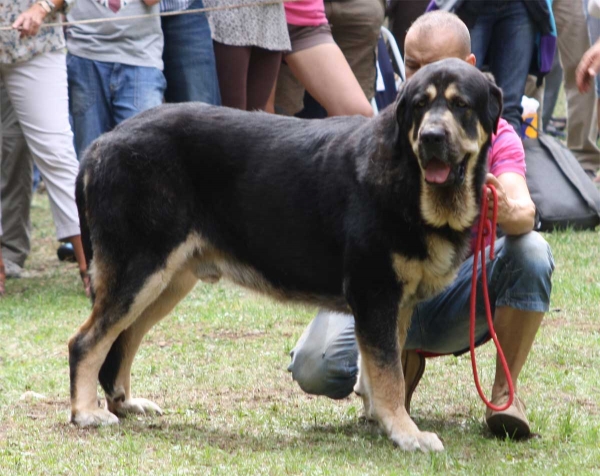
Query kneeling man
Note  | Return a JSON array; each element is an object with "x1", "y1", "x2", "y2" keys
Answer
[{"x1": 288, "y1": 11, "x2": 554, "y2": 439}]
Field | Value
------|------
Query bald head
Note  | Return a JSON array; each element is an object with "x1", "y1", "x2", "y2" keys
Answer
[{"x1": 404, "y1": 11, "x2": 475, "y2": 79}]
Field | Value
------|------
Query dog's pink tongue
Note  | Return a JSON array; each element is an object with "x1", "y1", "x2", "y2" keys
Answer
[{"x1": 425, "y1": 159, "x2": 451, "y2": 184}]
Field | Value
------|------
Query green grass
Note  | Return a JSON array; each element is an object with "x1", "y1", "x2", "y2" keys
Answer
[{"x1": 1, "y1": 193, "x2": 599, "y2": 475}]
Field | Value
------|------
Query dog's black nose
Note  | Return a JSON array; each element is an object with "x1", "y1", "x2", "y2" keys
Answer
[{"x1": 420, "y1": 126, "x2": 446, "y2": 145}]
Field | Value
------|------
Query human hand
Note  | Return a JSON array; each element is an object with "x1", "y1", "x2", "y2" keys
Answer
[
  {"x1": 484, "y1": 174, "x2": 514, "y2": 225},
  {"x1": 12, "y1": 2, "x2": 48, "y2": 38},
  {"x1": 576, "y1": 40, "x2": 600, "y2": 94}
]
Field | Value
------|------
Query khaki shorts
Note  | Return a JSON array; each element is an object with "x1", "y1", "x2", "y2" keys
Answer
[
  {"x1": 287, "y1": 24, "x2": 335, "y2": 55},
  {"x1": 275, "y1": 0, "x2": 385, "y2": 115}
]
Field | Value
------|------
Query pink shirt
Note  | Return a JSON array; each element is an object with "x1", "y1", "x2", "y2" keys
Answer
[
  {"x1": 470, "y1": 118, "x2": 526, "y2": 253},
  {"x1": 284, "y1": 0, "x2": 328, "y2": 26}
]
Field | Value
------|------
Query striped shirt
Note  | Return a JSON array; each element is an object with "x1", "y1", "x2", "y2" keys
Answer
[{"x1": 160, "y1": 0, "x2": 194, "y2": 12}]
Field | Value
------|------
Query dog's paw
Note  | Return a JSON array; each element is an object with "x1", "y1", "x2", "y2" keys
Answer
[
  {"x1": 71, "y1": 408, "x2": 119, "y2": 427},
  {"x1": 390, "y1": 430, "x2": 444, "y2": 452},
  {"x1": 416, "y1": 431, "x2": 444, "y2": 452},
  {"x1": 110, "y1": 398, "x2": 163, "y2": 417}
]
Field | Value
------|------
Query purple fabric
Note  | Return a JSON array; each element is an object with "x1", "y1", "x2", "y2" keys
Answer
[
  {"x1": 426, "y1": 0, "x2": 437, "y2": 11},
  {"x1": 538, "y1": 34, "x2": 557, "y2": 74}
]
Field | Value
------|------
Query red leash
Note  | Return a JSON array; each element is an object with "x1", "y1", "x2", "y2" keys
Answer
[{"x1": 469, "y1": 184, "x2": 515, "y2": 412}]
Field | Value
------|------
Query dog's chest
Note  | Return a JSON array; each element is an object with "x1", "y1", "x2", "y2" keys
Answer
[{"x1": 392, "y1": 235, "x2": 460, "y2": 306}]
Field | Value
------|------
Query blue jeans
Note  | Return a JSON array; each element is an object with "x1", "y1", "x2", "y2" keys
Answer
[
  {"x1": 288, "y1": 232, "x2": 555, "y2": 399},
  {"x1": 468, "y1": 0, "x2": 537, "y2": 136},
  {"x1": 161, "y1": 0, "x2": 220, "y2": 104},
  {"x1": 67, "y1": 54, "x2": 166, "y2": 159}
]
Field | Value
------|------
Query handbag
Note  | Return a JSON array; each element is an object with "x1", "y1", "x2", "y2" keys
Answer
[{"x1": 523, "y1": 134, "x2": 600, "y2": 231}]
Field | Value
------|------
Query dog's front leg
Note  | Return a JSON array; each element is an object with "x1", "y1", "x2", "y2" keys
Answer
[{"x1": 347, "y1": 274, "x2": 443, "y2": 452}]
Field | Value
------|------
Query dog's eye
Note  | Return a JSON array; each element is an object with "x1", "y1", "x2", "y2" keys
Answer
[
  {"x1": 415, "y1": 99, "x2": 427, "y2": 108},
  {"x1": 454, "y1": 99, "x2": 468, "y2": 108}
]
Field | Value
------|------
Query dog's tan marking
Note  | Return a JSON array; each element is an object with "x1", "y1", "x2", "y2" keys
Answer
[
  {"x1": 355, "y1": 332, "x2": 443, "y2": 452},
  {"x1": 106, "y1": 268, "x2": 199, "y2": 416},
  {"x1": 392, "y1": 235, "x2": 459, "y2": 305},
  {"x1": 425, "y1": 84, "x2": 437, "y2": 101},
  {"x1": 444, "y1": 83, "x2": 460, "y2": 101}
]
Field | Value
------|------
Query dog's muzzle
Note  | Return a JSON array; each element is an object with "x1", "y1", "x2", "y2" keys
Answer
[{"x1": 419, "y1": 126, "x2": 467, "y2": 187}]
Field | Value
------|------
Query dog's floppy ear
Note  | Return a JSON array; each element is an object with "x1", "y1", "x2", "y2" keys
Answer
[
  {"x1": 483, "y1": 72, "x2": 503, "y2": 134},
  {"x1": 394, "y1": 81, "x2": 408, "y2": 128}
]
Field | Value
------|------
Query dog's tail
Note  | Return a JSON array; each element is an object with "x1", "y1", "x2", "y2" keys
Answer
[{"x1": 75, "y1": 165, "x2": 94, "y2": 300}]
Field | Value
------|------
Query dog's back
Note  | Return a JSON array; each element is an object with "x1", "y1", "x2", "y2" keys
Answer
[{"x1": 78, "y1": 104, "x2": 378, "y2": 304}]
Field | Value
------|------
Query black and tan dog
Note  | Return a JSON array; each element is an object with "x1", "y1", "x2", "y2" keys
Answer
[{"x1": 68, "y1": 58, "x2": 501, "y2": 452}]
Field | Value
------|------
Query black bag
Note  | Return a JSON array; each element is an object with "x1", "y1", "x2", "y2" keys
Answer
[{"x1": 523, "y1": 134, "x2": 600, "y2": 231}]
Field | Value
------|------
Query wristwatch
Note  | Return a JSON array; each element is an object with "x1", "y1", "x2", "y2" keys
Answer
[{"x1": 36, "y1": 0, "x2": 56, "y2": 14}]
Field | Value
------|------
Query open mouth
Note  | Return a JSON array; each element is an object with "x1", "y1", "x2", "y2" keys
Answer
[
  {"x1": 424, "y1": 158, "x2": 451, "y2": 184},
  {"x1": 424, "y1": 155, "x2": 468, "y2": 186}
]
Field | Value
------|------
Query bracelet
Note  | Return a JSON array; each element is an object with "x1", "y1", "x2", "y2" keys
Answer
[{"x1": 36, "y1": 0, "x2": 56, "y2": 13}]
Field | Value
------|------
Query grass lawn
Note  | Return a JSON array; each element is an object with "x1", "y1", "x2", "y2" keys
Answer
[{"x1": 0, "y1": 185, "x2": 599, "y2": 475}]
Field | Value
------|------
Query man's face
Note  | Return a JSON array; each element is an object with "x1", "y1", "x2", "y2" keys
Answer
[{"x1": 404, "y1": 29, "x2": 474, "y2": 80}]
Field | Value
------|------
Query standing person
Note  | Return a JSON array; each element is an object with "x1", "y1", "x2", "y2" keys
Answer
[
  {"x1": 453, "y1": 0, "x2": 549, "y2": 136},
  {"x1": 275, "y1": 0, "x2": 385, "y2": 116},
  {"x1": 0, "y1": 82, "x2": 33, "y2": 280},
  {"x1": 277, "y1": 0, "x2": 374, "y2": 117},
  {"x1": 66, "y1": 0, "x2": 166, "y2": 159},
  {"x1": 551, "y1": 0, "x2": 600, "y2": 179},
  {"x1": 204, "y1": 0, "x2": 290, "y2": 111},
  {"x1": 287, "y1": 11, "x2": 554, "y2": 440},
  {"x1": 160, "y1": 0, "x2": 221, "y2": 104},
  {"x1": 0, "y1": 0, "x2": 89, "y2": 296}
]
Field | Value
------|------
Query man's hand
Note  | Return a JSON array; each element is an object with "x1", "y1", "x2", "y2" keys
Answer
[
  {"x1": 576, "y1": 39, "x2": 600, "y2": 94},
  {"x1": 485, "y1": 173, "x2": 536, "y2": 236},
  {"x1": 12, "y1": 2, "x2": 49, "y2": 38},
  {"x1": 485, "y1": 174, "x2": 514, "y2": 225}
]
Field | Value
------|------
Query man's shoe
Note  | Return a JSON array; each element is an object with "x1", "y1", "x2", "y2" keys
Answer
[
  {"x1": 485, "y1": 393, "x2": 531, "y2": 439},
  {"x1": 3, "y1": 259, "x2": 23, "y2": 279},
  {"x1": 401, "y1": 350, "x2": 426, "y2": 414}
]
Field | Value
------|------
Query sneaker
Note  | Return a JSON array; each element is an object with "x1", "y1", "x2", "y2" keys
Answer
[
  {"x1": 485, "y1": 393, "x2": 531, "y2": 439},
  {"x1": 402, "y1": 350, "x2": 426, "y2": 415},
  {"x1": 3, "y1": 259, "x2": 23, "y2": 279}
]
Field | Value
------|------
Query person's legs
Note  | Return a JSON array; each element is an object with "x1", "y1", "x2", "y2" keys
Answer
[
  {"x1": 554, "y1": 0, "x2": 600, "y2": 174},
  {"x1": 67, "y1": 54, "x2": 113, "y2": 160},
  {"x1": 161, "y1": 0, "x2": 221, "y2": 105},
  {"x1": 212, "y1": 42, "x2": 251, "y2": 110},
  {"x1": 485, "y1": 1, "x2": 537, "y2": 136},
  {"x1": 324, "y1": 0, "x2": 385, "y2": 101},
  {"x1": 1, "y1": 81, "x2": 32, "y2": 272},
  {"x1": 288, "y1": 310, "x2": 358, "y2": 399},
  {"x1": 246, "y1": 47, "x2": 282, "y2": 111},
  {"x1": 111, "y1": 64, "x2": 166, "y2": 125},
  {"x1": 285, "y1": 43, "x2": 373, "y2": 117},
  {"x1": 542, "y1": 49, "x2": 564, "y2": 132},
  {"x1": 3, "y1": 52, "x2": 88, "y2": 292}
]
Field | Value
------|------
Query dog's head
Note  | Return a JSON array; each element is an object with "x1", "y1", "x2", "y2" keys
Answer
[{"x1": 396, "y1": 58, "x2": 502, "y2": 188}]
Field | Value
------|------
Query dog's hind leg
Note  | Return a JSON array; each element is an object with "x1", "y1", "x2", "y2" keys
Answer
[
  {"x1": 100, "y1": 268, "x2": 198, "y2": 418},
  {"x1": 69, "y1": 239, "x2": 200, "y2": 427}
]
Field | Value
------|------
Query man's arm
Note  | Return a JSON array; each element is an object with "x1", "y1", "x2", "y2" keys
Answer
[{"x1": 485, "y1": 172, "x2": 536, "y2": 236}]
